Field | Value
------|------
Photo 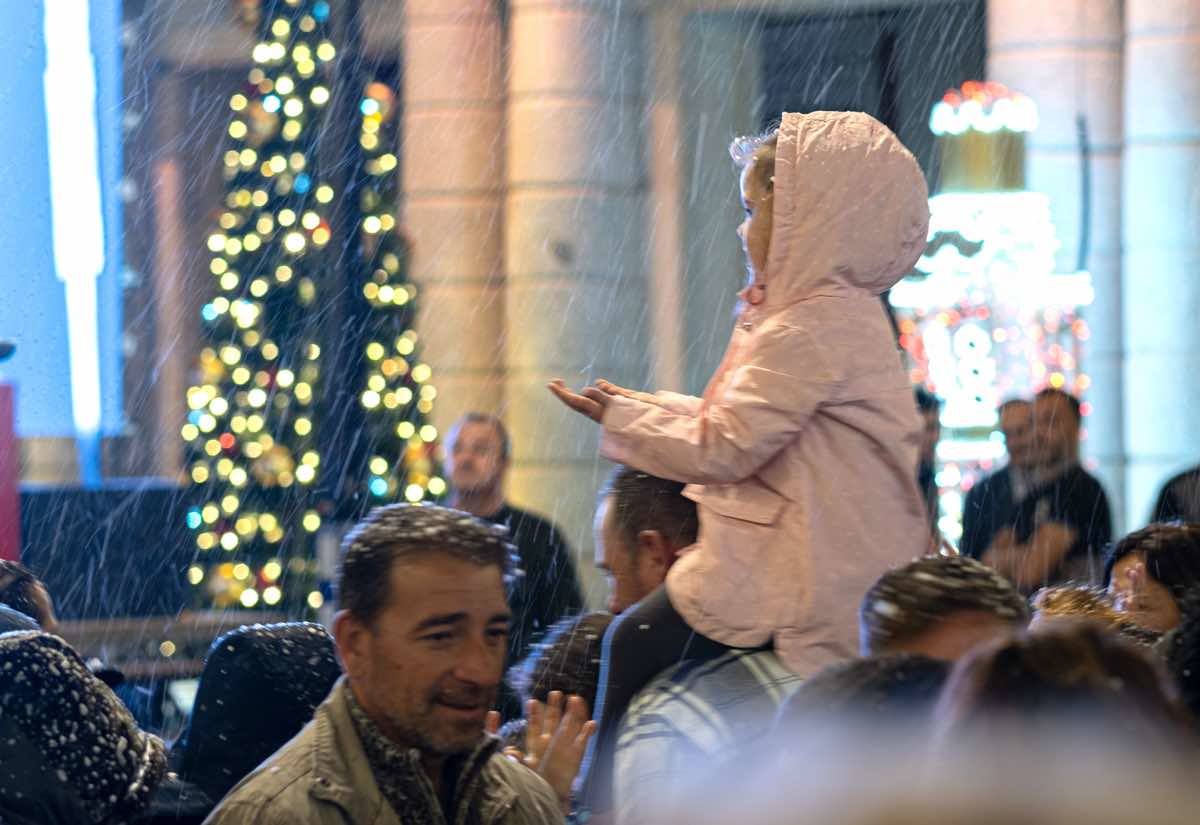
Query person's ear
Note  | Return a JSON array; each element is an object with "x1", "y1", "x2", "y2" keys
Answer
[
  {"x1": 635, "y1": 530, "x2": 673, "y2": 577},
  {"x1": 332, "y1": 609, "x2": 370, "y2": 678}
]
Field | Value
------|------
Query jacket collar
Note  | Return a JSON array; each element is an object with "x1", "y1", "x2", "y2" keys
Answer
[{"x1": 307, "y1": 678, "x2": 516, "y2": 825}]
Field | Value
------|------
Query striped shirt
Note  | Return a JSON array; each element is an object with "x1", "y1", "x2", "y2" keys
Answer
[{"x1": 613, "y1": 650, "x2": 801, "y2": 825}]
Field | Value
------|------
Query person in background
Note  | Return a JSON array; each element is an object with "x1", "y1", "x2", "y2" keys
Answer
[
  {"x1": 960, "y1": 398, "x2": 1035, "y2": 558},
  {"x1": 979, "y1": 389, "x2": 1112, "y2": 591},
  {"x1": 1162, "y1": 593, "x2": 1200, "y2": 728},
  {"x1": 859, "y1": 555, "x2": 1029, "y2": 661},
  {"x1": 1029, "y1": 583, "x2": 1162, "y2": 648},
  {"x1": 445, "y1": 413, "x2": 583, "y2": 665},
  {"x1": 594, "y1": 467, "x2": 697, "y2": 615},
  {"x1": 1104, "y1": 523, "x2": 1200, "y2": 634},
  {"x1": 914, "y1": 388, "x2": 943, "y2": 528},
  {"x1": 0, "y1": 558, "x2": 59, "y2": 632},
  {"x1": 203, "y1": 504, "x2": 563, "y2": 825},
  {"x1": 1151, "y1": 464, "x2": 1200, "y2": 523}
]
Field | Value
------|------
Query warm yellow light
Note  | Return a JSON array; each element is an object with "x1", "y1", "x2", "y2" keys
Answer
[
  {"x1": 202, "y1": 504, "x2": 220, "y2": 523},
  {"x1": 296, "y1": 464, "x2": 316, "y2": 484},
  {"x1": 301, "y1": 211, "x2": 320, "y2": 230},
  {"x1": 361, "y1": 390, "x2": 381, "y2": 409},
  {"x1": 207, "y1": 233, "x2": 226, "y2": 252},
  {"x1": 428, "y1": 477, "x2": 447, "y2": 496},
  {"x1": 220, "y1": 346, "x2": 241, "y2": 366},
  {"x1": 378, "y1": 286, "x2": 394, "y2": 303},
  {"x1": 191, "y1": 465, "x2": 210, "y2": 483},
  {"x1": 417, "y1": 399, "x2": 434, "y2": 414},
  {"x1": 221, "y1": 495, "x2": 240, "y2": 513},
  {"x1": 230, "y1": 93, "x2": 248, "y2": 111},
  {"x1": 249, "y1": 279, "x2": 269, "y2": 298},
  {"x1": 295, "y1": 418, "x2": 312, "y2": 436},
  {"x1": 263, "y1": 586, "x2": 283, "y2": 606},
  {"x1": 240, "y1": 148, "x2": 257, "y2": 166},
  {"x1": 243, "y1": 442, "x2": 262, "y2": 459},
  {"x1": 240, "y1": 588, "x2": 260, "y2": 608},
  {"x1": 247, "y1": 414, "x2": 265, "y2": 432},
  {"x1": 282, "y1": 120, "x2": 302, "y2": 140},
  {"x1": 302, "y1": 511, "x2": 321, "y2": 532},
  {"x1": 396, "y1": 337, "x2": 415, "y2": 355},
  {"x1": 263, "y1": 560, "x2": 283, "y2": 582},
  {"x1": 233, "y1": 563, "x2": 251, "y2": 581},
  {"x1": 405, "y1": 484, "x2": 424, "y2": 503},
  {"x1": 198, "y1": 414, "x2": 218, "y2": 433},
  {"x1": 297, "y1": 59, "x2": 316, "y2": 77},
  {"x1": 260, "y1": 513, "x2": 279, "y2": 532},
  {"x1": 229, "y1": 120, "x2": 248, "y2": 139},
  {"x1": 310, "y1": 86, "x2": 329, "y2": 105},
  {"x1": 312, "y1": 227, "x2": 331, "y2": 246},
  {"x1": 294, "y1": 382, "x2": 313, "y2": 403},
  {"x1": 219, "y1": 273, "x2": 239, "y2": 291},
  {"x1": 315, "y1": 185, "x2": 334, "y2": 203},
  {"x1": 243, "y1": 234, "x2": 262, "y2": 252},
  {"x1": 252, "y1": 43, "x2": 272, "y2": 63},
  {"x1": 307, "y1": 590, "x2": 325, "y2": 609},
  {"x1": 225, "y1": 238, "x2": 243, "y2": 256},
  {"x1": 283, "y1": 98, "x2": 304, "y2": 118},
  {"x1": 316, "y1": 41, "x2": 336, "y2": 61},
  {"x1": 369, "y1": 457, "x2": 388, "y2": 475},
  {"x1": 181, "y1": 424, "x2": 200, "y2": 441},
  {"x1": 367, "y1": 375, "x2": 386, "y2": 393},
  {"x1": 301, "y1": 451, "x2": 320, "y2": 467},
  {"x1": 360, "y1": 133, "x2": 379, "y2": 151},
  {"x1": 420, "y1": 425, "x2": 438, "y2": 443},
  {"x1": 275, "y1": 75, "x2": 295, "y2": 95},
  {"x1": 220, "y1": 532, "x2": 239, "y2": 551},
  {"x1": 187, "y1": 565, "x2": 204, "y2": 585},
  {"x1": 363, "y1": 283, "x2": 379, "y2": 301},
  {"x1": 217, "y1": 458, "x2": 234, "y2": 476},
  {"x1": 230, "y1": 467, "x2": 248, "y2": 487},
  {"x1": 363, "y1": 216, "x2": 382, "y2": 234},
  {"x1": 210, "y1": 258, "x2": 228, "y2": 275},
  {"x1": 412, "y1": 364, "x2": 432, "y2": 383},
  {"x1": 160, "y1": 641, "x2": 177, "y2": 657},
  {"x1": 219, "y1": 212, "x2": 238, "y2": 230},
  {"x1": 396, "y1": 421, "x2": 416, "y2": 439},
  {"x1": 197, "y1": 532, "x2": 216, "y2": 550},
  {"x1": 274, "y1": 265, "x2": 293, "y2": 284},
  {"x1": 247, "y1": 388, "x2": 268, "y2": 408},
  {"x1": 308, "y1": 344, "x2": 321, "y2": 360},
  {"x1": 284, "y1": 232, "x2": 306, "y2": 253},
  {"x1": 232, "y1": 367, "x2": 251, "y2": 385},
  {"x1": 381, "y1": 214, "x2": 397, "y2": 233},
  {"x1": 420, "y1": 385, "x2": 437, "y2": 401}
]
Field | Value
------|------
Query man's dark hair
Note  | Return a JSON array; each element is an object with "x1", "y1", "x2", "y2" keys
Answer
[
  {"x1": 0, "y1": 560, "x2": 47, "y2": 626},
  {"x1": 914, "y1": 387, "x2": 942, "y2": 414},
  {"x1": 1163, "y1": 591, "x2": 1200, "y2": 727},
  {"x1": 1103, "y1": 523, "x2": 1200, "y2": 602},
  {"x1": 859, "y1": 555, "x2": 1030, "y2": 655},
  {"x1": 507, "y1": 611, "x2": 614, "y2": 713},
  {"x1": 778, "y1": 654, "x2": 951, "y2": 724},
  {"x1": 1034, "y1": 387, "x2": 1082, "y2": 423},
  {"x1": 449, "y1": 412, "x2": 512, "y2": 461},
  {"x1": 337, "y1": 504, "x2": 518, "y2": 624},
  {"x1": 602, "y1": 466, "x2": 699, "y2": 550}
]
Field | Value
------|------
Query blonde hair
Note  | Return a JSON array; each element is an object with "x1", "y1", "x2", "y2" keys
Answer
[{"x1": 729, "y1": 129, "x2": 778, "y2": 193}]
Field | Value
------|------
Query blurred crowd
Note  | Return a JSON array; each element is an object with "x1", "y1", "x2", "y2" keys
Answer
[{"x1": 2, "y1": 404, "x2": 1200, "y2": 825}]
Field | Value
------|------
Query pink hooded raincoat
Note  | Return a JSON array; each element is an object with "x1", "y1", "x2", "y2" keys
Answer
[{"x1": 599, "y1": 111, "x2": 932, "y2": 676}]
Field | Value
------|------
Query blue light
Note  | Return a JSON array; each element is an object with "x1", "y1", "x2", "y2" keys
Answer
[
  {"x1": 369, "y1": 477, "x2": 388, "y2": 497},
  {"x1": 294, "y1": 173, "x2": 311, "y2": 193},
  {"x1": 186, "y1": 509, "x2": 202, "y2": 529},
  {"x1": 313, "y1": 1, "x2": 330, "y2": 22},
  {"x1": 263, "y1": 94, "x2": 281, "y2": 114},
  {"x1": 201, "y1": 304, "x2": 218, "y2": 322},
  {"x1": 359, "y1": 98, "x2": 379, "y2": 117},
  {"x1": 188, "y1": 410, "x2": 204, "y2": 425}
]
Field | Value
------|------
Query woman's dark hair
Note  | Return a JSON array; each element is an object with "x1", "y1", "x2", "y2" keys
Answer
[
  {"x1": 0, "y1": 560, "x2": 46, "y2": 625},
  {"x1": 1103, "y1": 523, "x2": 1200, "y2": 602},
  {"x1": 937, "y1": 621, "x2": 1191, "y2": 745},
  {"x1": 507, "y1": 611, "x2": 614, "y2": 715},
  {"x1": 1162, "y1": 591, "x2": 1200, "y2": 726}
]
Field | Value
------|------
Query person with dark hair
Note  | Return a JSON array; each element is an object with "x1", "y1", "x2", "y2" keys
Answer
[
  {"x1": 935, "y1": 622, "x2": 1190, "y2": 746},
  {"x1": 977, "y1": 389, "x2": 1113, "y2": 591},
  {"x1": 174, "y1": 623, "x2": 341, "y2": 808},
  {"x1": 1104, "y1": 523, "x2": 1200, "y2": 633},
  {"x1": 445, "y1": 413, "x2": 583, "y2": 664},
  {"x1": 859, "y1": 555, "x2": 1029, "y2": 660},
  {"x1": 1151, "y1": 464, "x2": 1200, "y2": 523},
  {"x1": 0, "y1": 558, "x2": 58, "y2": 631},
  {"x1": 205, "y1": 504, "x2": 563, "y2": 825},
  {"x1": 1162, "y1": 592, "x2": 1200, "y2": 726},
  {"x1": 595, "y1": 466, "x2": 697, "y2": 615},
  {"x1": 914, "y1": 388, "x2": 943, "y2": 527},
  {"x1": 0, "y1": 631, "x2": 167, "y2": 825},
  {"x1": 776, "y1": 653, "x2": 951, "y2": 725},
  {"x1": 961, "y1": 398, "x2": 1034, "y2": 557}
]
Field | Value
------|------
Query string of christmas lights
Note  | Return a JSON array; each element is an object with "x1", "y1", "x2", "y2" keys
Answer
[
  {"x1": 354, "y1": 81, "x2": 445, "y2": 505},
  {"x1": 183, "y1": 0, "x2": 336, "y2": 613}
]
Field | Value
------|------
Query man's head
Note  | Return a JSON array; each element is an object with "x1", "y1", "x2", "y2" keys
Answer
[
  {"x1": 859, "y1": 555, "x2": 1030, "y2": 660},
  {"x1": 594, "y1": 467, "x2": 699, "y2": 614},
  {"x1": 334, "y1": 504, "x2": 517, "y2": 758},
  {"x1": 1032, "y1": 389, "x2": 1082, "y2": 469},
  {"x1": 998, "y1": 398, "x2": 1034, "y2": 472},
  {"x1": 914, "y1": 388, "x2": 942, "y2": 466},
  {"x1": 0, "y1": 560, "x2": 58, "y2": 632},
  {"x1": 445, "y1": 413, "x2": 510, "y2": 498}
]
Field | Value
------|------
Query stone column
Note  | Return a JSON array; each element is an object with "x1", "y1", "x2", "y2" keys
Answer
[
  {"x1": 401, "y1": 0, "x2": 507, "y2": 438},
  {"x1": 505, "y1": 0, "x2": 648, "y2": 575},
  {"x1": 1122, "y1": 0, "x2": 1200, "y2": 527},
  {"x1": 988, "y1": 0, "x2": 1125, "y2": 527}
]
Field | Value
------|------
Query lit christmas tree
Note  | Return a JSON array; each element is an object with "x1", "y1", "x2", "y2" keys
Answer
[
  {"x1": 353, "y1": 81, "x2": 445, "y2": 506},
  {"x1": 182, "y1": 0, "x2": 337, "y2": 613}
]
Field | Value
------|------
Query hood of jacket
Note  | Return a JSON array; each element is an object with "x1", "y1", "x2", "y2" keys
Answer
[{"x1": 760, "y1": 111, "x2": 929, "y2": 310}]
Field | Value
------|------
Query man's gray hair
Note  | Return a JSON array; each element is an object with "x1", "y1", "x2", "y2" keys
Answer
[{"x1": 338, "y1": 504, "x2": 519, "y2": 623}]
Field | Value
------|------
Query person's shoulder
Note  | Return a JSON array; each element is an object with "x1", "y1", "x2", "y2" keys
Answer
[
  {"x1": 502, "y1": 505, "x2": 567, "y2": 540},
  {"x1": 482, "y1": 753, "x2": 562, "y2": 824},
  {"x1": 203, "y1": 728, "x2": 317, "y2": 823},
  {"x1": 1162, "y1": 465, "x2": 1200, "y2": 491}
]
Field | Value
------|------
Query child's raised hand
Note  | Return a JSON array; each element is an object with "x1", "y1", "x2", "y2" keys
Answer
[
  {"x1": 595, "y1": 379, "x2": 658, "y2": 406},
  {"x1": 548, "y1": 379, "x2": 612, "y2": 423}
]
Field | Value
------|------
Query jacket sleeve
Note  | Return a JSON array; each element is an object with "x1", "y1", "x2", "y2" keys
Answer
[{"x1": 600, "y1": 322, "x2": 834, "y2": 485}]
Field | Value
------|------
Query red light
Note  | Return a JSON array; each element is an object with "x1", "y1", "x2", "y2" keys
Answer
[{"x1": 219, "y1": 433, "x2": 236, "y2": 450}]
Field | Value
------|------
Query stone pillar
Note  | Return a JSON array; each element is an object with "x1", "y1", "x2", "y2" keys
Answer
[
  {"x1": 401, "y1": 0, "x2": 506, "y2": 439},
  {"x1": 1122, "y1": 1, "x2": 1200, "y2": 527},
  {"x1": 988, "y1": 0, "x2": 1125, "y2": 528},
  {"x1": 505, "y1": 0, "x2": 647, "y2": 579}
]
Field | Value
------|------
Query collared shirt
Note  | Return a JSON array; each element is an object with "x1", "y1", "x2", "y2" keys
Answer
[
  {"x1": 345, "y1": 686, "x2": 498, "y2": 825},
  {"x1": 612, "y1": 650, "x2": 801, "y2": 825}
]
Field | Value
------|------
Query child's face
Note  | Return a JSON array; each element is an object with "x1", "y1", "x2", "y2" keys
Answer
[{"x1": 738, "y1": 160, "x2": 773, "y2": 281}]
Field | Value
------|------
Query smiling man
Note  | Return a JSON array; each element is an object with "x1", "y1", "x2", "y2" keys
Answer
[{"x1": 204, "y1": 504, "x2": 562, "y2": 825}]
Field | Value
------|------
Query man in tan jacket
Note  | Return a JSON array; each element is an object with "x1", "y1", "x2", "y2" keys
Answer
[{"x1": 204, "y1": 504, "x2": 563, "y2": 825}]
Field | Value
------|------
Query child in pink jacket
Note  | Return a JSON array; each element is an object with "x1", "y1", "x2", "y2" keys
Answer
[{"x1": 550, "y1": 111, "x2": 931, "y2": 810}]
